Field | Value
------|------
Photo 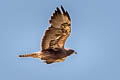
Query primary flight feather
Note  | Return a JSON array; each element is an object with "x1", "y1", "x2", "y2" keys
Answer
[{"x1": 19, "y1": 6, "x2": 76, "y2": 64}]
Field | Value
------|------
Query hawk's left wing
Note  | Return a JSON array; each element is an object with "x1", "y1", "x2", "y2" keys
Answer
[{"x1": 41, "y1": 6, "x2": 71, "y2": 50}]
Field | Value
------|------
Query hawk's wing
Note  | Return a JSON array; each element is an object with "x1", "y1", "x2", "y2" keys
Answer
[{"x1": 41, "y1": 6, "x2": 71, "y2": 50}]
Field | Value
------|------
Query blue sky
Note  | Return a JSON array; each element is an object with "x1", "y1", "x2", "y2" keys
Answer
[{"x1": 0, "y1": 0, "x2": 120, "y2": 80}]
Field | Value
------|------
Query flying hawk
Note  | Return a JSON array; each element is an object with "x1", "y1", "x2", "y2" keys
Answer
[{"x1": 19, "y1": 6, "x2": 76, "y2": 64}]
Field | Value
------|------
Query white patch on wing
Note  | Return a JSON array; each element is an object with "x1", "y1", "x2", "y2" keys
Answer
[{"x1": 56, "y1": 36, "x2": 61, "y2": 39}]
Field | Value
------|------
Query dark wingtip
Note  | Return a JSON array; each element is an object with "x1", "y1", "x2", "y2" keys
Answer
[
  {"x1": 66, "y1": 11, "x2": 71, "y2": 20},
  {"x1": 61, "y1": 5, "x2": 66, "y2": 14},
  {"x1": 56, "y1": 7, "x2": 61, "y2": 14},
  {"x1": 61, "y1": 5, "x2": 71, "y2": 20}
]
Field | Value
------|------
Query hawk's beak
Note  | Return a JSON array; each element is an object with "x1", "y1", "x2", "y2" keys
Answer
[{"x1": 74, "y1": 51, "x2": 77, "y2": 54}]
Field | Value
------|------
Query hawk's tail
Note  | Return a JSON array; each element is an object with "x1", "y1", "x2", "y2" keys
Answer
[{"x1": 19, "y1": 52, "x2": 41, "y2": 58}]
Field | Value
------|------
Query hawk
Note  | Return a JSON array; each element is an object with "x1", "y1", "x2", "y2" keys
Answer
[{"x1": 19, "y1": 6, "x2": 77, "y2": 64}]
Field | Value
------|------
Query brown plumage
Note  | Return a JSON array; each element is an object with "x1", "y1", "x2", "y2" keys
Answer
[{"x1": 19, "y1": 6, "x2": 76, "y2": 64}]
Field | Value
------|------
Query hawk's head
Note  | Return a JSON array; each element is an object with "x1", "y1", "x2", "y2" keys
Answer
[{"x1": 65, "y1": 48, "x2": 77, "y2": 56}]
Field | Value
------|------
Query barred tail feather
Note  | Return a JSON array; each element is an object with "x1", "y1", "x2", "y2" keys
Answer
[{"x1": 19, "y1": 52, "x2": 41, "y2": 58}]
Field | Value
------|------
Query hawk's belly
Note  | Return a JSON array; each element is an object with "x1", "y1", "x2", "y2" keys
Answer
[
  {"x1": 41, "y1": 55, "x2": 66, "y2": 64},
  {"x1": 55, "y1": 57, "x2": 66, "y2": 62}
]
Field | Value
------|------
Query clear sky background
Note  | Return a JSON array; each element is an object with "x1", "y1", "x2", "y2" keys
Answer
[{"x1": 0, "y1": 0, "x2": 120, "y2": 80}]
